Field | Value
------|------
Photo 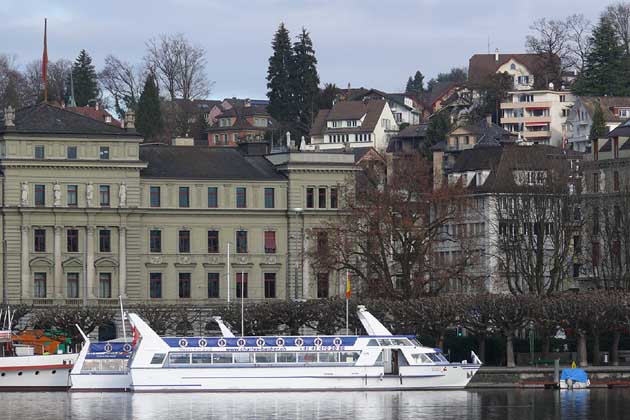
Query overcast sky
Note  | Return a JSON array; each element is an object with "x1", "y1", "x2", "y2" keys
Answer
[{"x1": 0, "y1": 0, "x2": 616, "y2": 100}]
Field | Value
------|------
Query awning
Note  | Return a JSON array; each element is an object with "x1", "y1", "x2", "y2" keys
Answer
[
  {"x1": 525, "y1": 122, "x2": 549, "y2": 126},
  {"x1": 526, "y1": 107, "x2": 548, "y2": 110}
]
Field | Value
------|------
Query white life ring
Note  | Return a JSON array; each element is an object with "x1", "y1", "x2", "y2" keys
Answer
[
  {"x1": 314, "y1": 337, "x2": 323, "y2": 347},
  {"x1": 179, "y1": 338, "x2": 188, "y2": 348},
  {"x1": 217, "y1": 338, "x2": 227, "y2": 347},
  {"x1": 104, "y1": 343, "x2": 113, "y2": 353},
  {"x1": 276, "y1": 337, "x2": 285, "y2": 347},
  {"x1": 294, "y1": 337, "x2": 304, "y2": 347},
  {"x1": 122, "y1": 343, "x2": 132, "y2": 352},
  {"x1": 198, "y1": 338, "x2": 207, "y2": 348},
  {"x1": 256, "y1": 337, "x2": 266, "y2": 348},
  {"x1": 333, "y1": 337, "x2": 342, "y2": 347},
  {"x1": 237, "y1": 338, "x2": 246, "y2": 348}
]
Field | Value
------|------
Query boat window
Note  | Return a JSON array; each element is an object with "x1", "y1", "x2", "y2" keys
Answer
[
  {"x1": 233, "y1": 353, "x2": 255, "y2": 364},
  {"x1": 427, "y1": 352, "x2": 447, "y2": 363},
  {"x1": 411, "y1": 353, "x2": 432, "y2": 363},
  {"x1": 375, "y1": 351, "x2": 383, "y2": 365},
  {"x1": 410, "y1": 338, "x2": 422, "y2": 346},
  {"x1": 318, "y1": 352, "x2": 340, "y2": 363},
  {"x1": 367, "y1": 339, "x2": 380, "y2": 347},
  {"x1": 212, "y1": 353, "x2": 233, "y2": 364},
  {"x1": 297, "y1": 352, "x2": 318, "y2": 363},
  {"x1": 169, "y1": 353, "x2": 191, "y2": 364},
  {"x1": 391, "y1": 338, "x2": 411, "y2": 346},
  {"x1": 191, "y1": 353, "x2": 213, "y2": 364},
  {"x1": 436, "y1": 353, "x2": 448, "y2": 362},
  {"x1": 340, "y1": 352, "x2": 360, "y2": 363},
  {"x1": 150, "y1": 353, "x2": 166, "y2": 365},
  {"x1": 378, "y1": 339, "x2": 393, "y2": 346},
  {"x1": 255, "y1": 353, "x2": 275, "y2": 363},
  {"x1": 277, "y1": 352, "x2": 297, "y2": 363}
]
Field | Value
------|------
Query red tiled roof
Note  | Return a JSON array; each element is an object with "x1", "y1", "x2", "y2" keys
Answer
[
  {"x1": 468, "y1": 53, "x2": 548, "y2": 83},
  {"x1": 66, "y1": 106, "x2": 122, "y2": 127}
]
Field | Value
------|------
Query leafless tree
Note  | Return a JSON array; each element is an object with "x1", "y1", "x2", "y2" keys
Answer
[
  {"x1": 604, "y1": 2, "x2": 630, "y2": 55},
  {"x1": 99, "y1": 55, "x2": 143, "y2": 118},
  {"x1": 526, "y1": 18, "x2": 572, "y2": 87},
  {"x1": 565, "y1": 14, "x2": 592, "y2": 74},
  {"x1": 0, "y1": 54, "x2": 29, "y2": 109}
]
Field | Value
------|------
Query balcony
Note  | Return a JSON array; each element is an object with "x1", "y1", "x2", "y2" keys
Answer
[
  {"x1": 501, "y1": 101, "x2": 552, "y2": 109},
  {"x1": 524, "y1": 130, "x2": 551, "y2": 139}
]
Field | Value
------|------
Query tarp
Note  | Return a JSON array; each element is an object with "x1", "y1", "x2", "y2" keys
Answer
[{"x1": 561, "y1": 368, "x2": 588, "y2": 383}]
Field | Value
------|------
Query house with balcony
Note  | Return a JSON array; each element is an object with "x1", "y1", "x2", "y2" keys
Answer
[
  {"x1": 566, "y1": 96, "x2": 630, "y2": 152},
  {"x1": 468, "y1": 50, "x2": 551, "y2": 91},
  {"x1": 500, "y1": 90, "x2": 575, "y2": 146},
  {"x1": 305, "y1": 100, "x2": 399, "y2": 152}
]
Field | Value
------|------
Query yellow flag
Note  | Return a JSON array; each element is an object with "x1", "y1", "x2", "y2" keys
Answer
[{"x1": 345, "y1": 272, "x2": 351, "y2": 299}]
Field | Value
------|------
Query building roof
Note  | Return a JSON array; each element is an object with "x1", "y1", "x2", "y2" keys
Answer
[
  {"x1": 66, "y1": 106, "x2": 122, "y2": 127},
  {"x1": 468, "y1": 53, "x2": 547, "y2": 83},
  {"x1": 207, "y1": 103, "x2": 275, "y2": 133},
  {"x1": 0, "y1": 103, "x2": 139, "y2": 137},
  {"x1": 608, "y1": 118, "x2": 630, "y2": 138},
  {"x1": 395, "y1": 123, "x2": 428, "y2": 139},
  {"x1": 309, "y1": 100, "x2": 387, "y2": 136},
  {"x1": 579, "y1": 96, "x2": 630, "y2": 123},
  {"x1": 347, "y1": 89, "x2": 416, "y2": 111},
  {"x1": 451, "y1": 119, "x2": 516, "y2": 146},
  {"x1": 139, "y1": 145, "x2": 285, "y2": 181}
]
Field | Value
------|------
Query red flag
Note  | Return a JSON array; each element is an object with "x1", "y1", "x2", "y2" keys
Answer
[
  {"x1": 42, "y1": 18, "x2": 48, "y2": 102},
  {"x1": 345, "y1": 271, "x2": 351, "y2": 299}
]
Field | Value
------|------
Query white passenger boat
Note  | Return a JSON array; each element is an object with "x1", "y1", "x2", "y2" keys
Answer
[{"x1": 127, "y1": 307, "x2": 482, "y2": 392}]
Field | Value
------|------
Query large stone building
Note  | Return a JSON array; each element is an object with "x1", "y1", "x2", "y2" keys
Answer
[{"x1": 0, "y1": 104, "x2": 355, "y2": 306}]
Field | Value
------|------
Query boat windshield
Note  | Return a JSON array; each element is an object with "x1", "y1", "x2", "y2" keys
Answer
[
  {"x1": 426, "y1": 352, "x2": 448, "y2": 363},
  {"x1": 377, "y1": 338, "x2": 412, "y2": 347}
]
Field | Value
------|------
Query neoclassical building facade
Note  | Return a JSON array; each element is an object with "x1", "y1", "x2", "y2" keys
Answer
[{"x1": 0, "y1": 104, "x2": 356, "y2": 306}]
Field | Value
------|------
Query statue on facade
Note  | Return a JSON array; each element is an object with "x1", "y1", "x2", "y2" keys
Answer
[
  {"x1": 86, "y1": 182, "x2": 94, "y2": 207},
  {"x1": 119, "y1": 182, "x2": 127, "y2": 207},
  {"x1": 53, "y1": 182, "x2": 61, "y2": 206},
  {"x1": 20, "y1": 182, "x2": 28, "y2": 206}
]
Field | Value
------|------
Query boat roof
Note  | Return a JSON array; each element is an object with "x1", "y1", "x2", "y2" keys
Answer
[{"x1": 160, "y1": 335, "x2": 417, "y2": 349}]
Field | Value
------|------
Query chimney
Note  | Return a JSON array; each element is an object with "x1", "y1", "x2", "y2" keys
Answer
[
  {"x1": 124, "y1": 110, "x2": 135, "y2": 130},
  {"x1": 2, "y1": 106, "x2": 15, "y2": 128},
  {"x1": 495, "y1": 48, "x2": 499, "y2": 62}
]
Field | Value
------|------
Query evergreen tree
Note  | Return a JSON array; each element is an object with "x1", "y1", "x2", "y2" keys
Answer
[
  {"x1": 136, "y1": 74, "x2": 163, "y2": 141},
  {"x1": 423, "y1": 112, "x2": 452, "y2": 160},
  {"x1": 405, "y1": 77, "x2": 414, "y2": 95},
  {"x1": 317, "y1": 83, "x2": 338, "y2": 110},
  {"x1": 589, "y1": 102, "x2": 609, "y2": 141},
  {"x1": 68, "y1": 50, "x2": 99, "y2": 107},
  {"x1": 573, "y1": 17, "x2": 627, "y2": 96},
  {"x1": 267, "y1": 23, "x2": 294, "y2": 129},
  {"x1": 291, "y1": 28, "x2": 320, "y2": 135},
  {"x1": 412, "y1": 71, "x2": 424, "y2": 95}
]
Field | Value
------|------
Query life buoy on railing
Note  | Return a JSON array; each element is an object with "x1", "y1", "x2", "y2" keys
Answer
[
  {"x1": 237, "y1": 338, "x2": 246, "y2": 348},
  {"x1": 104, "y1": 343, "x2": 113, "y2": 353},
  {"x1": 256, "y1": 337, "x2": 266, "y2": 348},
  {"x1": 179, "y1": 338, "x2": 188, "y2": 348},
  {"x1": 122, "y1": 343, "x2": 132, "y2": 352},
  {"x1": 217, "y1": 338, "x2": 227, "y2": 347},
  {"x1": 294, "y1": 337, "x2": 304, "y2": 347},
  {"x1": 198, "y1": 338, "x2": 207, "y2": 348},
  {"x1": 276, "y1": 337, "x2": 285, "y2": 347},
  {"x1": 333, "y1": 337, "x2": 342, "y2": 347},
  {"x1": 314, "y1": 337, "x2": 323, "y2": 348}
]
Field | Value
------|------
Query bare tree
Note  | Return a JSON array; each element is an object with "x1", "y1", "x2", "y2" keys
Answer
[
  {"x1": 526, "y1": 18, "x2": 571, "y2": 88},
  {"x1": 0, "y1": 54, "x2": 29, "y2": 109},
  {"x1": 604, "y1": 2, "x2": 630, "y2": 55},
  {"x1": 99, "y1": 55, "x2": 143, "y2": 118},
  {"x1": 565, "y1": 14, "x2": 592, "y2": 74}
]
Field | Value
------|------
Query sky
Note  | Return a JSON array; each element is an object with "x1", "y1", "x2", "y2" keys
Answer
[{"x1": 0, "y1": 0, "x2": 617, "y2": 100}]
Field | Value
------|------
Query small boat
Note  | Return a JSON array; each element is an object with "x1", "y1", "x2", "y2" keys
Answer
[
  {"x1": 127, "y1": 306, "x2": 482, "y2": 392},
  {"x1": 560, "y1": 368, "x2": 590, "y2": 389}
]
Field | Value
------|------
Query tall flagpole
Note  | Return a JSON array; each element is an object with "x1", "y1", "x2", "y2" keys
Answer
[
  {"x1": 226, "y1": 243, "x2": 230, "y2": 304},
  {"x1": 42, "y1": 18, "x2": 48, "y2": 103},
  {"x1": 345, "y1": 270, "x2": 350, "y2": 335},
  {"x1": 241, "y1": 271, "x2": 245, "y2": 337}
]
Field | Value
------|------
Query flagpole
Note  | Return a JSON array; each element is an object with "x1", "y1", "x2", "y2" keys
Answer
[
  {"x1": 226, "y1": 243, "x2": 230, "y2": 305},
  {"x1": 345, "y1": 269, "x2": 349, "y2": 335},
  {"x1": 119, "y1": 295, "x2": 127, "y2": 344},
  {"x1": 42, "y1": 18, "x2": 48, "y2": 103},
  {"x1": 241, "y1": 271, "x2": 245, "y2": 337}
]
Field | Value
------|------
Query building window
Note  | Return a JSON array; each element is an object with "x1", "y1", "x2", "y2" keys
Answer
[
  {"x1": 99, "y1": 273, "x2": 112, "y2": 298},
  {"x1": 264, "y1": 231, "x2": 276, "y2": 254},
  {"x1": 236, "y1": 273, "x2": 248, "y2": 298},
  {"x1": 592, "y1": 242, "x2": 600, "y2": 267},
  {"x1": 207, "y1": 273, "x2": 220, "y2": 298},
  {"x1": 67, "y1": 146, "x2": 77, "y2": 160},
  {"x1": 593, "y1": 138, "x2": 599, "y2": 161},
  {"x1": 150, "y1": 230, "x2": 161, "y2": 253},
  {"x1": 179, "y1": 230, "x2": 190, "y2": 253},
  {"x1": 318, "y1": 188, "x2": 326, "y2": 209},
  {"x1": 317, "y1": 273, "x2": 329, "y2": 298},
  {"x1": 573, "y1": 235, "x2": 582, "y2": 255},
  {"x1": 34, "y1": 229, "x2": 46, "y2": 252},
  {"x1": 35, "y1": 184, "x2": 45, "y2": 206},
  {"x1": 593, "y1": 208, "x2": 600, "y2": 235},
  {"x1": 99, "y1": 229, "x2": 111, "y2": 253},
  {"x1": 614, "y1": 171, "x2": 620, "y2": 192},
  {"x1": 317, "y1": 231, "x2": 328, "y2": 253},
  {"x1": 560, "y1": 95, "x2": 566, "y2": 103},
  {"x1": 236, "y1": 230, "x2": 247, "y2": 253},
  {"x1": 67, "y1": 229, "x2": 79, "y2": 252},
  {"x1": 207, "y1": 230, "x2": 219, "y2": 253},
  {"x1": 264, "y1": 187, "x2": 275, "y2": 208},
  {"x1": 149, "y1": 273, "x2": 162, "y2": 299},
  {"x1": 99, "y1": 146, "x2": 110, "y2": 160},
  {"x1": 573, "y1": 263, "x2": 581, "y2": 278},
  {"x1": 150, "y1": 186, "x2": 161, "y2": 207},
  {"x1": 306, "y1": 188, "x2": 314, "y2": 208},
  {"x1": 236, "y1": 187, "x2": 247, "y2": 208},
  {"x1": 330, "y1": 188, "x2": 338, "y2": 208},
  {"x1": 178, "y1": 273, "x2": 191, "y2": 298},
  {"x1": 67, "y1": 185, "x2": 78, "y2": 207},
  {"x1": 264, "y1": 273, "x2": 276, "y2": 298},
  {"x1": 67, "y1": 273, "x2": 79, "y2": 298},
  {"x1": 207, "y1": 187, "x2": 218, "y2": 208},
  {"x1": 99, "y1": 185, "x2": 110, "y2": 207},
  {"x1": 179, "y1": 187, "x2": 190, "y2": 207},
  {"x1": 614, "y1": 137, "x2": 619, "y2": 159},
  {"x1": 593, "y1": 172, "x2": 599, "y2": 193},
  {"x1": 34, "y1": 273, "x2": 46, "y2": 298},
  {"x1": 34, "y1": 145, "x2": 45, "y2": 159}
]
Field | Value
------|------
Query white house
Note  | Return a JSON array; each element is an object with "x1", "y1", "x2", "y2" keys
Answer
[{"x1": 566, "y1": 96, "x2": 630, "y2": 152}]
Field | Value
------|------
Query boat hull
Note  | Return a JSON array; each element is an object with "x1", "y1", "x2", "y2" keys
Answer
[
  {"x1": 131, "y1": 364, "x2": 480, "y2": 392},
  {"x1": 0, "y1": 354, "x2": 77, "y2": 390},
  {"x1": 70, "y1": 372, "x2": 131, "y2": 392}
]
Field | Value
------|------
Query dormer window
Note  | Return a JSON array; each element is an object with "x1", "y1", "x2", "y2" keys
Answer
[
  {"x1": 105, "y1": 116, "x2": 112, "y2": 123},
  {"x1": 219, "y1": 118, "x2": 231, "y2": 127},
  {"x1": 618, "y1": 108, "x2": 630, "y2": 118},
  {"x1": 253, "y1": 117, "x2": 267, "y2": 127},
  {"x1": 510, "y1": 63, "x2": 516, "y2": 70}
]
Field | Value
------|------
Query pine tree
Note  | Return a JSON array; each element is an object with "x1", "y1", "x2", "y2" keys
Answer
[
  {"x1": 424, "y1": 112, "x2": 452, "y2": 160},
  {"x1": 405, "y1": 77, "x2": 414, "y2": 95},
  {"x1": 573, "y1": 17, "x2": 627, "y2": 96},
  {"x1": 267, "y1": 23, "x2": 294, "y2": 128},
  {"x1": 412, "y1": 71, "x2": 424, "y2": 95},
  {"x1": 136, "y1": 74, "x2": 163, "y2": 141},
  {"x1": 68, "y1": 50, "x2": 99, "y2": 106},
  {"x1": 291, "y1": 28, "x2": 320, "y2": 135},
  {"x1": 589, "y1": 102, "x2": 609, "y2": 141}
]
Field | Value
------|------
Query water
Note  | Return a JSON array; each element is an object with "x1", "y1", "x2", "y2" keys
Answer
[{"x1": 0, "y1": 389, "x2": 628, "y2": 420}]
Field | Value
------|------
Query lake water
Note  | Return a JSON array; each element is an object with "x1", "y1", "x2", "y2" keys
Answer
[{"x1": 1, "y1": 389, "x2": 629, "y2": 420}]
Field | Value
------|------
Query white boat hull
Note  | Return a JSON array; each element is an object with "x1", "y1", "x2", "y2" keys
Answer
[
  {"x1": 70, "y1": 372, "x2": 130, "y2": 391},
  {"x1": 0, "y1": 353, "x2": 77, "y2": 390},
  {"x1": 131, "y1": 364, "x2": 480, "y2": 392}
]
